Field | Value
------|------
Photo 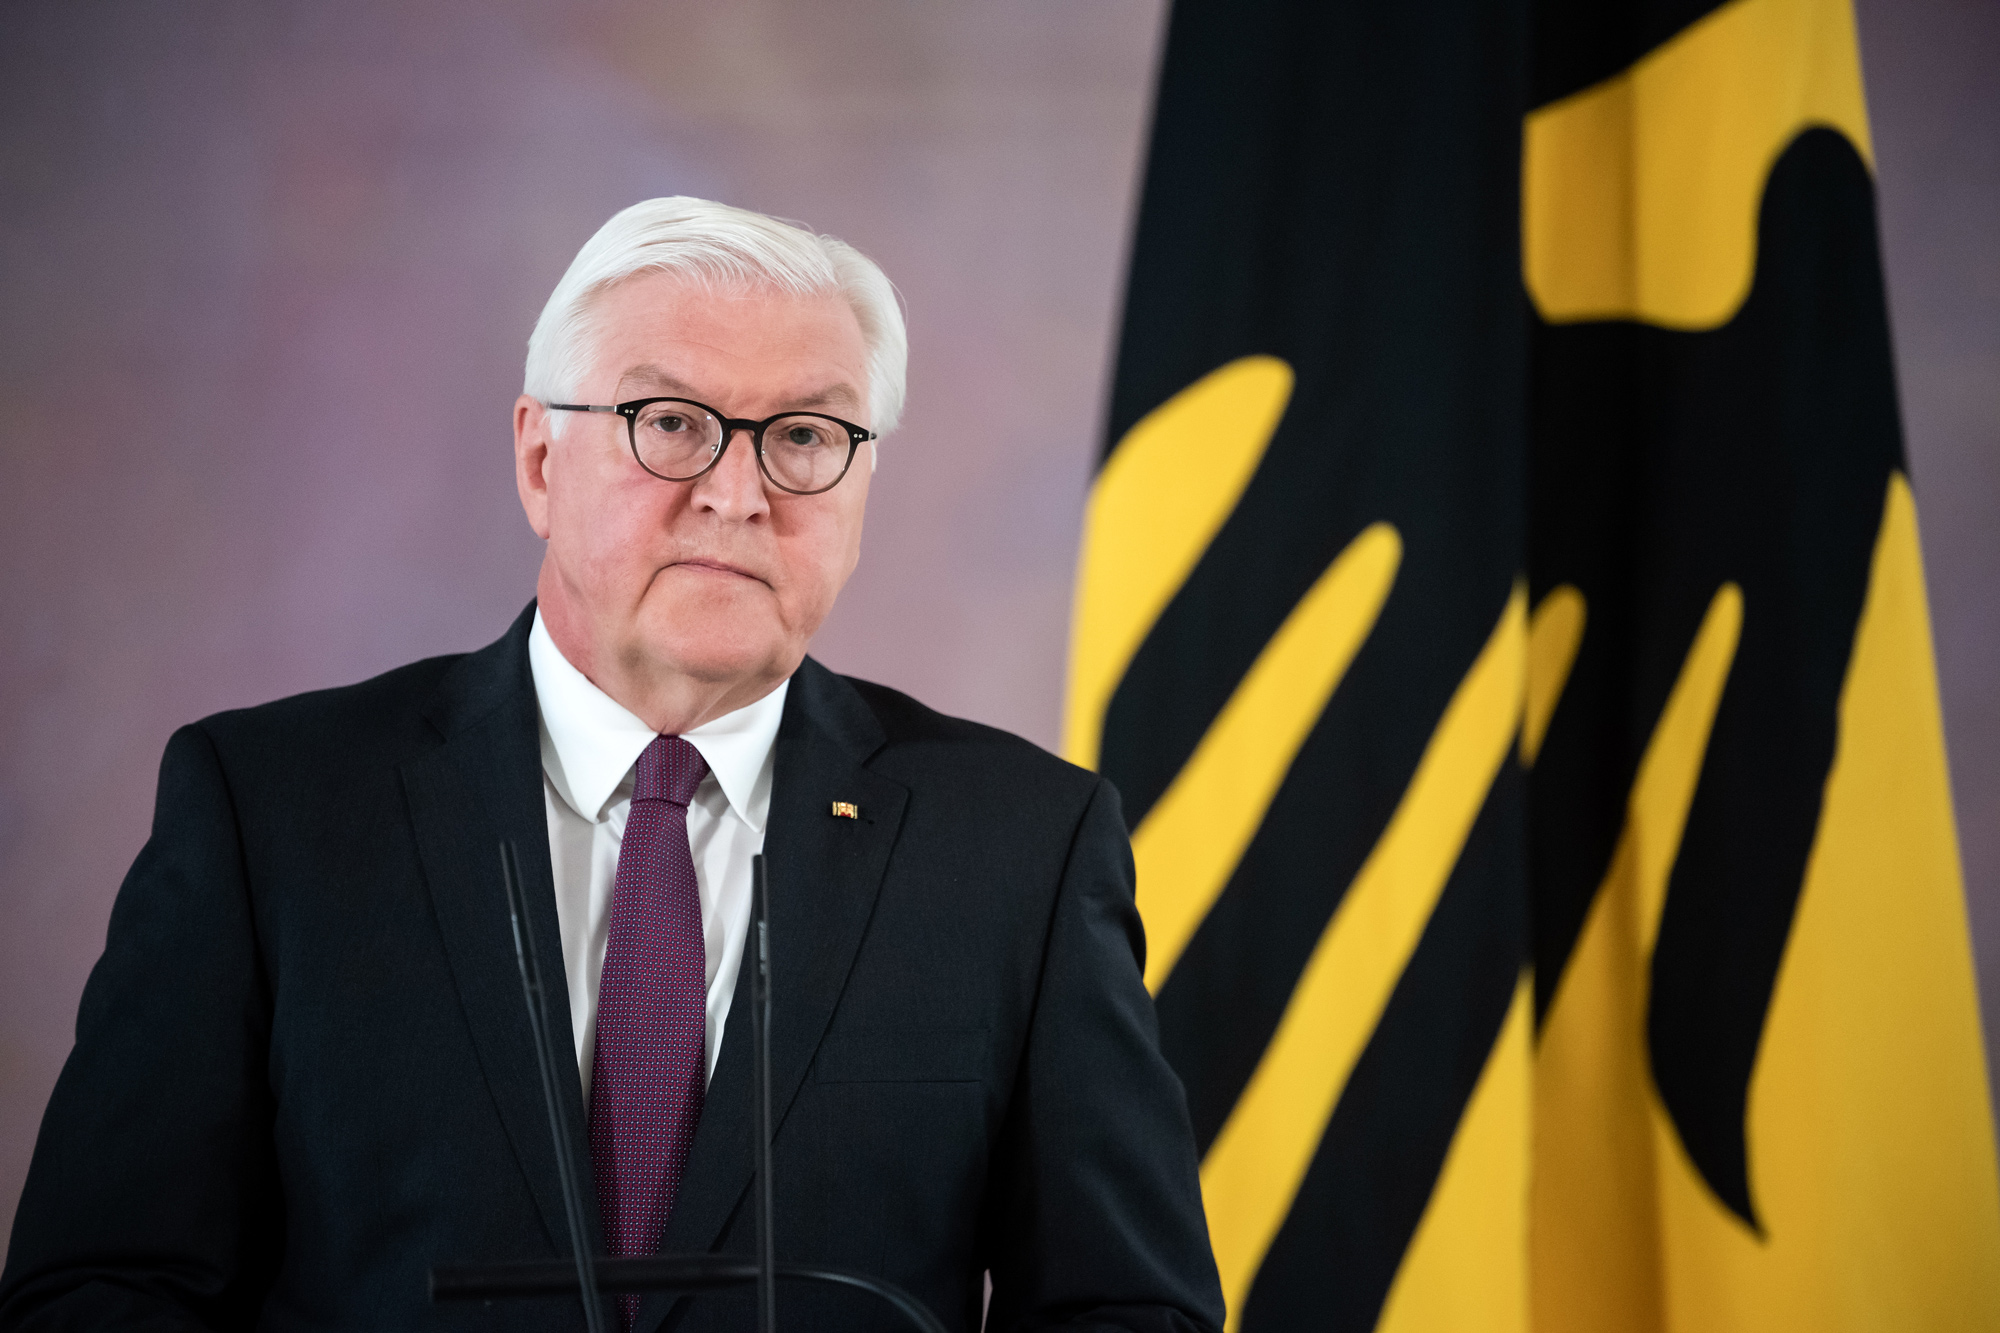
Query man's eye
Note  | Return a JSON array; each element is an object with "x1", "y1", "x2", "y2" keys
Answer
[
  {"x1": 651, "y1": 415, "x2": 689, "y2": 434},
  {"x1": 783, "y1": 424, "x2": 827, "y2": 448}
]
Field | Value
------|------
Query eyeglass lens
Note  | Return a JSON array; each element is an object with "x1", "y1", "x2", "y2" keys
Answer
[{"x1": 631, "y1": 400, "x2": 853, "y2": 493}]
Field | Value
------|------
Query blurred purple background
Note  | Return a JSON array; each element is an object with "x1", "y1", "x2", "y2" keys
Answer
[{"x1": 1, "y1": 0, "x2": 1993, "y2": 1246}]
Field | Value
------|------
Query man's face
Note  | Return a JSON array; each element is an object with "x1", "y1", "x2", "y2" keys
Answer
[{"x1": 514, "y1": 271, "x2": 874, "y2": 715}]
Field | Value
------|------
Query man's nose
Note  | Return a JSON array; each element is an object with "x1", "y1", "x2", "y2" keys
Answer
[{"x1": 689, "y1": 426, "x2": 770, "y2": 520}]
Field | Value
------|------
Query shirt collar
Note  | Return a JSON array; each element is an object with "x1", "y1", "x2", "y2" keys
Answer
[{"x1": 528, "y1": 609, "x2": 788, "y2": 830}]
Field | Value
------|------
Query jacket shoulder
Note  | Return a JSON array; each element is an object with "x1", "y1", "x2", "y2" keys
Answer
[
  {"x1": 191, "y1": 651, "x2": 465, "y2": 764},
  {"x1": 836, "y1": 672, "x2": 1108, "y2": 808}
]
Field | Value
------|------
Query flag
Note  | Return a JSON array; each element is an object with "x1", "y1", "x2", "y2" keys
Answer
[
  {"x1": 1525, "y1": 0, "x2": 2000, "y2": 1328},
  {"x1": 1067, "y1": 1, "x2": 1536, "y2": 1328},
  {"x1": 1063, "y1": 0, "x2": 2000, "y2": 1327}
]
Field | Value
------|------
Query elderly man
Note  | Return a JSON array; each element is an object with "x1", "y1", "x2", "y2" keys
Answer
[{"x1": 0, "y1": 199, "x2": 1224, "y2": 1333}]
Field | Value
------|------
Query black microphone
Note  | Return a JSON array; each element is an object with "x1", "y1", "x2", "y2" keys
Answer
[
  {"x1": 498, "y1": 840, "x2": 608, "y2": 1333},
  {"x1": 751, "y1": 853, "x2": 777, "y2": 1333},
  {"x1": 435, "y1": 845, "x2": 947, "y2": 1333}
]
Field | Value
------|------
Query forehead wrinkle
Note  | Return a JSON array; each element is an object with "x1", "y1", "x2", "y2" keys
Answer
[
  {"x1": 615, "y1": 364, "x2": 702, "y2": 398},
  {"x1": 788, "y1": 382, "x2": 862, "y2": 413},
  {"x1": 615, "y1": 363, "x2": 863, "y2": 416}
]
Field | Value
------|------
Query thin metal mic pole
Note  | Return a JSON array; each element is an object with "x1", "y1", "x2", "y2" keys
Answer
[
  {"x1": 751, "y1": 853, "x2": 776, "y2": 1333},
  {"x1": 501, "y1": 841, "x2": 608, "y2": 1333},
  {"x1": 442, "y1": 847, "x2": 948, "y2": 1333}
]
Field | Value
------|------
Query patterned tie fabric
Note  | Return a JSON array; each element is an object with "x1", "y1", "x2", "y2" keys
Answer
[{"x1": 590, "y1": 734, "x2": 710, "y2": 1324}]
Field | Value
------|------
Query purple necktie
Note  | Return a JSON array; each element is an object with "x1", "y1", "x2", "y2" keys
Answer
[{"x1": 590, "y1": 734, "x2": 710, "y2": 1325}]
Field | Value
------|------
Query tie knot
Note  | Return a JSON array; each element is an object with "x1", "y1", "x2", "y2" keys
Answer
[{"x1": 632, "y1": 734, "x2": 708, "y2": 806}]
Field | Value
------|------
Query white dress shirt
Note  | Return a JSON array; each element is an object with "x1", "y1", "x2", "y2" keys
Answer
[{"x1": 527, "y1": 610, "x2": 788, "y2": 1097}]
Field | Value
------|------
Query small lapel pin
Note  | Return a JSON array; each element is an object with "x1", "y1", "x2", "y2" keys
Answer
[{"x1": 829, "y1": 801, "x2": 860, "y2": 820}]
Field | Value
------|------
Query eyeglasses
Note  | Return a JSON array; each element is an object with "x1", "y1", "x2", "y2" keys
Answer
[{"x1": 547, "y1": 396, "x2": 876, "y2": 496}]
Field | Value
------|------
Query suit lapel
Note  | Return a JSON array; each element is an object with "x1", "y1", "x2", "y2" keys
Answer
[
  {"x1": 642, "y1": 659, "x2": 909, "y2": 1332},
  {"x1": 400, "y1": 603, "x2": 594, "y2": 1256}
]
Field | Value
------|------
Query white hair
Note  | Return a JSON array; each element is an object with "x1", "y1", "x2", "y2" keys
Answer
[{"x1": 524, "y1": 197, "x2": 908, "y2": 437}]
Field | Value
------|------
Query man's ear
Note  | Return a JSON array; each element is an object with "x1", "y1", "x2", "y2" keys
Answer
[{"x1": 514, "y1": 395, "x2": 553, "y2": 539}]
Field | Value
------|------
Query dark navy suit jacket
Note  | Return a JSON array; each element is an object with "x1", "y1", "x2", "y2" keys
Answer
[{"x1": 0, "y1": 606, "x2": 1223, "y2": 1333}]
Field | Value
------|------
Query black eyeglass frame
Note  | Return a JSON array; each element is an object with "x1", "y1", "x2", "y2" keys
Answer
[{"x1": 547, "y1": 397, "x2": 877, "y2": 496}]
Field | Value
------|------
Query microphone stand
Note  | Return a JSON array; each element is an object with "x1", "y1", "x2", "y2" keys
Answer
[
  {"x1": 750, "y1": 854, "x2": 777, "y2": 1333},
  {"x1": 434, "y1": 847, "x2": 946, "y2": 1333},
  {"x1": 498, "y1": 841, "x2": 606, "y2": 1333}
]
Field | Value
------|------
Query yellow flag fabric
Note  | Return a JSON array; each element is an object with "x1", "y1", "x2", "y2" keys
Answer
[
  {"x1": 1068, "y1": 0, "x2": 1999, "y2": 1328},
  {"x1": 1526, "y1": 2, "x2": 2000, "y2": 1327}
]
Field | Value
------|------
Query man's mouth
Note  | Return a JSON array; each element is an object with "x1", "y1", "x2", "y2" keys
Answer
[{"x1": 672, "y1": 558, "x2": 765, "y2": 584}]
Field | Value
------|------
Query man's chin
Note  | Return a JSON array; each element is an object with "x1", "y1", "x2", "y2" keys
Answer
[
  {"x1": 629, "y1": 605, "x2": 795, "y2": 689},
  {"x1": 660, "y1": 646, "x2": 790, "y2": 689}
]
